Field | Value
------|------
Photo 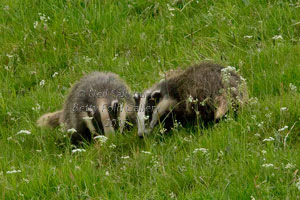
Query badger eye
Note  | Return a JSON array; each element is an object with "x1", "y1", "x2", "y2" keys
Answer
[
  {"x1": 147, "y1": 95, "x2": 156, "y2": 103},
  {"x1": 146, "y1": 95, "x2": 152, "y2": 102}
]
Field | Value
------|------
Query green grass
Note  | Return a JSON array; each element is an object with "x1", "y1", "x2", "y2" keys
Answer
[{"x1": 1, "y1": 0, "x2": 300, "y2": 199}]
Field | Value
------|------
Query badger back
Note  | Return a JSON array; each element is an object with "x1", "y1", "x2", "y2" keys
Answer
[{"x1": 179, "y1": 63, "x2": 248, "y2": 119}]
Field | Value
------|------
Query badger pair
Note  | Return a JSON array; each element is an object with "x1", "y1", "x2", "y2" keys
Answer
[{"x1": 37, "y1": 63, "x2": 248, "y2": 143}]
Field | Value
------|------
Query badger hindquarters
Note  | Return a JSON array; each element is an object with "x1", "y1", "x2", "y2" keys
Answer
[
  {"x1": 37, "y1": 72, "x2": 136, "y2": 144},
  {"x1": 136, "y1": 63, "x2": 248, "y2": 137}
]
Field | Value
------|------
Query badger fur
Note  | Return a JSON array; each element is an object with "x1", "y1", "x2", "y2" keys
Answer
[
  {"x1": 37, "y1": 72, "x2": 136, "y2": 144},
  {"x1": 136, "y1": 63, "x2": 248, "y2": 137}
]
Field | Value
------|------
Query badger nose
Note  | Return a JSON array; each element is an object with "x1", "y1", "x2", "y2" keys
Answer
[
  {"x1": 138, "y1": 131, "x2": 144, "y2": 138},
  {"x1": 138, "y1": 129, "x2": 151, "y2": 138},
  {"x1": 138, "y1": 134, "x2": 144, "y2": 139}
]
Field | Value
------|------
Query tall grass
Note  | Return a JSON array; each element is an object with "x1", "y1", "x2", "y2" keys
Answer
[{"x1": 0, "y1": 0, "x2": 300, "y2": 199}]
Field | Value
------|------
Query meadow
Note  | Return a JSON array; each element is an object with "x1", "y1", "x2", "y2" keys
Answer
[{"x1": 1, "y1": 0, "x2": 300, "y2": 199}]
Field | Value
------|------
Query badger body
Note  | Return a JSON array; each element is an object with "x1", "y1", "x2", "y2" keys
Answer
[
  {"x1": 136, "y1": 63, "x2": 248, "y2": 137},
  {"x1": 37, "y1": 72, "x2": 136, "y2": 144}
]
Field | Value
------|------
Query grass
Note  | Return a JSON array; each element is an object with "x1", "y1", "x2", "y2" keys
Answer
[{"x1": 1, "y1": 0, "x2": 300, "y2": 199}]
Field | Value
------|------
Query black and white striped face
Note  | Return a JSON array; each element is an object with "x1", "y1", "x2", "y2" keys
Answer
[{"x1": 136, "y1": 89, "x2": 163, "y2": 138}]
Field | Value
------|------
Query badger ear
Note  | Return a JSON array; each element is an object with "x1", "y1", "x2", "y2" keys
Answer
[
  {"x1": 151, "y1": 90, "x2": 161, "y2": 101},
  {"x1": 133, "y1": 93, "x2": 140, "y2": 106},
  {"x1": 111, "y1": 100, "x2": 119, "y2": 112}
]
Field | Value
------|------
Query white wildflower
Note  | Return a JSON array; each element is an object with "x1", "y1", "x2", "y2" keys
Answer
[
  {"x1": 248, "y1": 97, "x2": 258, "y2": 105},
  {"x1": 32, "y1": 103, "x2": 41, "y2": 111},
  {"x1": 222, "y1": 66, "x2": 237, "y2": 73},
  {"x1": 67, "y1": 128, "x2": 77, "y2": 133},
  {"x1": 39, "y1": 80, "x2": 45, "y2": 86},
  {"x1": 280, "y1": 107, "x2": 288, "y2": 111},
  {"x1": 75, "y1": 166, "x2": 81, "y2": 170},
  {"x1": 285, "y1": 163, "x2": 295, "y2": 169},
  {"x1": 254, "y1": 133, "x2": 261, "y2": 137},
  {"x1": 105, "y1": 171, "x2": 110, "y2": 176},
  {"x1": 261, "y1": 150, "x2": 267, "y2": 154},
  {"x1": 289, "y1": 83, "x2": 297, "y2": 92},
  {"x1": 160, "y1": 128, "x2": 167, "y2": 134},
  {"x1": 121, "y1": 156, "x2": 130, "y2": 159},
  {"x1": 94, "y1": 135, "x2": 108, "y2": 143},
  {"x1": 6, "y1": 170, "x2": 21, "y2": 174},
  {"x1": 83, "y1": 56, "x2": 92, "y2": 63},
  {"x1": 23, "y1": 178, "x2": 29, "y2": 183},
  {"x1": 72, "y1": 148, "x2": 86, "y2": 153},
  {"x1": 172, "y1": 119, "x2": 182, "y2": 130},
  {"x1": 262, "y1": 163, "x2": 274, "y2": 168},
  {"x1": 4, "y1": 5, "x2": 10, "y2": 11},
  {"x1": 141, "y1": 150, "x2": 151, "y2": 155},
  {"x1": 272, "y1": 35, "x2": 283, "y2": 40},
  {"x1": 4, "y1": 65, "x2": 10, "y2": 71},
  {"x1": 278, "y1": 126, "x2": 288, "y2": 132},
  {"x1": 263, "y1": 137, "x2": 275, "y2": 142},
  {"x1": 36, "y1": 150, "x2": 42, "y2": 153},
  {"x1": 109, "y1": 144, "x2": 116, "y2": 149},
  {"x1": 193, "y1": 148, "x2": 208, "y2": 154},
  {"x1": 218, "y1": 150, "x2": 224, "y2": 157},
  {"x1": 188, "y1": 95, "x2": 193, "y2": 103},
  {"x1": 112, "y1": 53, "x2": 118, "y2": 61},
  {"x1": 33, "y1": 21, "x2": 38, "y2": 29},
  {"x1": 167, "y1": 4, "x2": 175, "y2": 11},
  {"x1": 221, "y1": 66, "x2": 237, "y2": 84},
  {"x1": 169, "y1": 192, "x2": 176, "y2": 199},
  {"x1": 257, "y1": 122, "x2": 264, "y2": 128},
  {"x1": 57, "y1": 154, "x2": 62, "y2": 159},
  {"x1": 17, "y1": 130, "x2": 31, "y2": 135},
  {"x1": 52, "y1": 72, "x2": 58, "y2": 78},
  {"x1": 244, "y1": 35, "x2": 253, "y2": 39},
  {"x1": 150, "y1": 155, "x2": 159, "y2": 168},
  {"x1": 183, "y1": 137, "x2": 192, "y2": 142},
  {"x1": 265, "y1": 113, "x2": 272, "y2": 118}
]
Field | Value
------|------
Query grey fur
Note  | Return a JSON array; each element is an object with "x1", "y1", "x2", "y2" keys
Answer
[
  {"x1": 137, "y1": 63, "x2": 248, "y2": 137},
  {"x1": 37, "y1": 72, "x2": 136, "y2": 144}
]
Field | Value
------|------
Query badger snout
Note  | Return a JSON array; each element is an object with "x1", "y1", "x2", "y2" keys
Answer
[
  {"x1": 138, "y1": 129, "x2": 150, "y2": 138},
  {"x1": 138, "y1": 134, "x2": 144, "y2": 139}
]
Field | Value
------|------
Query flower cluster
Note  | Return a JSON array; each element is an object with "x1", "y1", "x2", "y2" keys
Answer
[{"x1": 33, "y1": 13, "x2": 50, "y2": 30}]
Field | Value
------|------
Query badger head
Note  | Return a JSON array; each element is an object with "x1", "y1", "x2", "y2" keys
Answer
[{"x1": 135, "y1": 83, "x2": 176, "y2": 138}]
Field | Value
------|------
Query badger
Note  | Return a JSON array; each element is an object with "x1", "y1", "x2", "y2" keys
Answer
[
  {"x1": 37, "y1": 72, "x2": 136, "y2": 144},
  {"x1": 135, "y1": 63, "x2": 248, "y2": 137}
]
